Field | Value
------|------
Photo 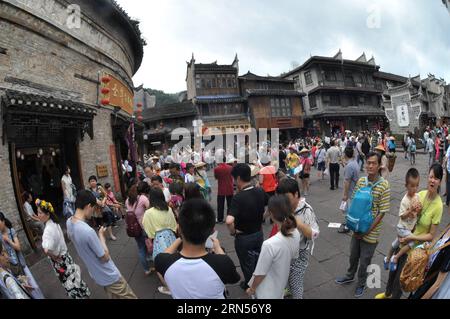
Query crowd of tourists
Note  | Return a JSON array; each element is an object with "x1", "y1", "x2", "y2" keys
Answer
[{"x1": 0, "y1": 126, "x2": 449, "y2": 300}]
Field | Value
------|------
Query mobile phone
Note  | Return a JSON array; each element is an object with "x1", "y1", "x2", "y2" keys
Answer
[{"x1": 205, "y1": 230, "x2": 219, "y2": 249}]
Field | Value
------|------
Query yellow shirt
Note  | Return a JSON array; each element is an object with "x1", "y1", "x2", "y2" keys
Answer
[
  {"x1": 287, "y1": 153, "x2": 300, "y2": 169},
  {"x1": 415, "y1": 191, "x2": 443, "y2": 240},
  {"x1": 142, "y1": 207, "x2": 177, "y2": 239}
]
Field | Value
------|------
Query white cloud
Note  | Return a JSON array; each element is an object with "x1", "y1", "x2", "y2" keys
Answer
[{"x1": 116, "y1": 0, "x2": 450, "y2": 92}]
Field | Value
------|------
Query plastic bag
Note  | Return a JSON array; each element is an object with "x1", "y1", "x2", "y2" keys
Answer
[{"x1": 324, "y1": 168, "x2": 330, "y2": 176}]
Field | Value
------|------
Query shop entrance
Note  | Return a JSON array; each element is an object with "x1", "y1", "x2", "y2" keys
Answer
[
  {"x1": 9, "y1": 129, "x2": 83, "y2": 249},
  {"x1": 3, "y1": 90, "x2": 95, "y2": 250}
]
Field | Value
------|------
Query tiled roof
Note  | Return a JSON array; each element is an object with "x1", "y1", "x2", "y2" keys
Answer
[
  {"x1": 283, "y1": 56, "x2": 380, "y2": 78},
  {"x1": 239, "y1": 72, "x2": 294, "y2": 83},
  {"x1": 195, "y1": 63, "x2": 237, "y2": 72},
  {"x1": 3, "y1": 90, "x2": 97, "y2": 116},
  {"x1": 142, "y1": 101, "x2": 197, "y2": 122},
  {"x1": 374, "y1": 72, "x2": 422, "y2": 87}
]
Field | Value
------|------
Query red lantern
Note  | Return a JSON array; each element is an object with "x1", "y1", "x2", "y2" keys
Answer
[
  {"x1": 101, "y1": 88, "x2": 110, "y2": 95},
  {"x1": 101, "y1": 76, "x2": 111, "y2": 84},
  {"x1": 137, "y1": 115, "x2": 144, "y2": 122},
  {"x1": 101, "y1": 98, "x2": 110, "y2": 106},
  {"x1": 137, "y1": 103, "x2": 143, "y2": 108},
  {"x1": 136, "y1": 108, "x2": 143, "y2": 115}
]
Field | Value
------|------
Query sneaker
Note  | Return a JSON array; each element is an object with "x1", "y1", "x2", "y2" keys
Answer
[
  {"x1": 375, "y1": 292, "x2": 392, "y2": 299},
  {"x1": 330, "y1": 187, "x2": 335, "y2": 191},
  {"x1": 335, "y1": 276, "x2": 355, "y2": 285},
  {"x1": 338, "y1": 224, "x2": 350, "y2": 234},
  {"x1": 355, "y1": 285, "x2": 366, "y2": 298},
  {"x1": 158, "y1": 286, "x2": 171, "y2": 296}
]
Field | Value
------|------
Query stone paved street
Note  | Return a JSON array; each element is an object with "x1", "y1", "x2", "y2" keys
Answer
[{"x1": 29, "y1": 153, "x2": 450, "y2": 299}]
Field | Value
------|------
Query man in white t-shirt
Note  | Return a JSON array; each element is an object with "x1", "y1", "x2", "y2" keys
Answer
[
  {"x1": 150, "y1": 175, "x2": 171, "y2": 202},
  {"x1": 22, "y1": 192, "x2": 44, "y2": 235},
  {"x1": 155, "y1": 199, "x2": 240, "y2": 299}
]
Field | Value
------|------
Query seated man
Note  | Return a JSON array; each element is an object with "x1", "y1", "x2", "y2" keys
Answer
[
  {"x1": 22, "y1": 192, "x2": 44, "y2": 236},
  {"x1": 155, "y1": 198, "x2": 240, "y2": 299}
]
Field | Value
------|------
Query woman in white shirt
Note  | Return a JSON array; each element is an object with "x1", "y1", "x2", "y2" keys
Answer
[
  {"x1": 36, "y1": 199, "x2": 90, "y2": 299},
  {"x1": 61, "y1": 166, "x2": 76, "y2": 218},
  {"x1": 246, "y1": 195, "x2": 300, "y2": 299}
]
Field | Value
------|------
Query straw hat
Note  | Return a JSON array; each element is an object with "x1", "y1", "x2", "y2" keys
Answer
[
  {"x1": 151, "y1": 156, "x2": 159, "y2": 161},
  {"x1": 299, "y1": 148, "x2": 310, "y2": 154},
  {"x1": 249, "y1": 164, "x2": 260, "y2": 177},
  {"x1": 317, "y1": 143, "x2": 323, "y2": 148},
  {"x1": 195, "y1": 162, "x2": 207, "y2": 169},
  {"x1": 389, "y1": 136, "x2": 396, "y2": 141},
  {"x1": 227, "y1": 157, "x2": 237, "y2": 164},
  {"x1": 375, "y1": 144, "x2": 386, "y2": 152}
]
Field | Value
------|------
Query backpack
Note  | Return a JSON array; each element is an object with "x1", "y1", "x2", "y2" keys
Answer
[
  {"x1": 400, "y1": 225, "x2": 450, "y2": 293},
  {"x1": 125, "y1": 196, "x2": 142, "y2": 238},
  {"x1": 388, "y1": 140, "x2": 396, "y2": 151},
  {"x1": 346, "y1": 177, "x2": 384, "y2": 234},
  {"x1": 410, "y1": 139, "x2": 416, "y2": 153}
]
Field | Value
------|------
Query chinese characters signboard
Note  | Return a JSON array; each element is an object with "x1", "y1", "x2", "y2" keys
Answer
[
  {"x1": 391, "y1": 93, "x2": 411, "y2": 128},
  {"x1": 101, "y1": 74, "x2": 134, "y2": 115},
  {"x1": 96, "y1": 164, "x2": 109, "y2": 178}
]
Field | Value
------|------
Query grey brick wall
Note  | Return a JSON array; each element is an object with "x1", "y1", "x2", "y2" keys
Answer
[
  {"x1": 0, "y1": 2, "x2": 137, "y2": 254},
  {"x1": 79, "y1": 109, "x2": 115, "y2": 189}
]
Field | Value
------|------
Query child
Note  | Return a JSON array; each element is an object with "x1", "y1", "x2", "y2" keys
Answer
[
  {"x1": 384, "y1": 168, "x2": 422, "y2": 271},
  {"x1": 168, "y1": 182, "x2": 184, "y2": 220},
  {"x1": 104, "y1": 183, "x2": 124, "y2": 219},
  {"x1": 298, "y1": 148, "x2": 313, "y2": 196}
]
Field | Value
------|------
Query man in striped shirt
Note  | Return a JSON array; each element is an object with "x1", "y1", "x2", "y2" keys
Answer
[{"x1": 335, "y1": 152, "x2": 390, "y2": 298}]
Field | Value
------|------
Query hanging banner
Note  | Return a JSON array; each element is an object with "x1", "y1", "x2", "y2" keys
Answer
[{"x1": 110, "y1": 145, "x2": 121, "y2": 193}]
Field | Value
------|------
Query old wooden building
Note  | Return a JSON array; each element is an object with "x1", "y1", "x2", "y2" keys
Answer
[
  {"x1": 283, "y1": 51, "x2": 387, "y2": 136},
  {"x1": 186, "y1": 55, "x2": 251, "y2": 136},
  {"x1": 239, "y1": 72, "x2": 305, "y2": 140},
  {"x1": 141, "y1": 100, "x2": 198, "y2": 152}
]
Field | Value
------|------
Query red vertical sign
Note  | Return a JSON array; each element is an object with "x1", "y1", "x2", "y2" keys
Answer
[{"x1": 110, "y1": 145, "x2": 120, "y2": 193}]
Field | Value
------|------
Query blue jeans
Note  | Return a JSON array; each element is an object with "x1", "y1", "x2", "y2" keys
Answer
[{"x1": 135, "y1": 232, "x2": 150, "y2": 272}]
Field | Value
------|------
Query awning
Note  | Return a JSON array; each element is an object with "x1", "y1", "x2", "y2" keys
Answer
[{"x1": 2, "y1": 90, "x2": 96, "y2": 145}]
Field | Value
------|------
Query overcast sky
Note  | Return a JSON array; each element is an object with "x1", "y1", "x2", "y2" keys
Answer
[{"x1": 116, "y1": 0, "x2": 450, "y2": 93}]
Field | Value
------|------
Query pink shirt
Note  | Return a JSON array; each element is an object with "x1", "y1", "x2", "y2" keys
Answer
[{"x1": 125, "y1": 195, "x2": 150, "y2": 227}]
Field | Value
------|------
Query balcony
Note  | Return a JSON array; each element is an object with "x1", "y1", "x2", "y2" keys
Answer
[{"x1": 317, "y1": 80, "x2": 383, "y2": 92}]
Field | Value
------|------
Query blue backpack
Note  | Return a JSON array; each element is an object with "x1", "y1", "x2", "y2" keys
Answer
[
  {"x1": 410, "y1": 140, "x2": 416, "y2": 153},
  {"x1": 346, "y1": 177, "x2": 384, "y2": 234}
]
